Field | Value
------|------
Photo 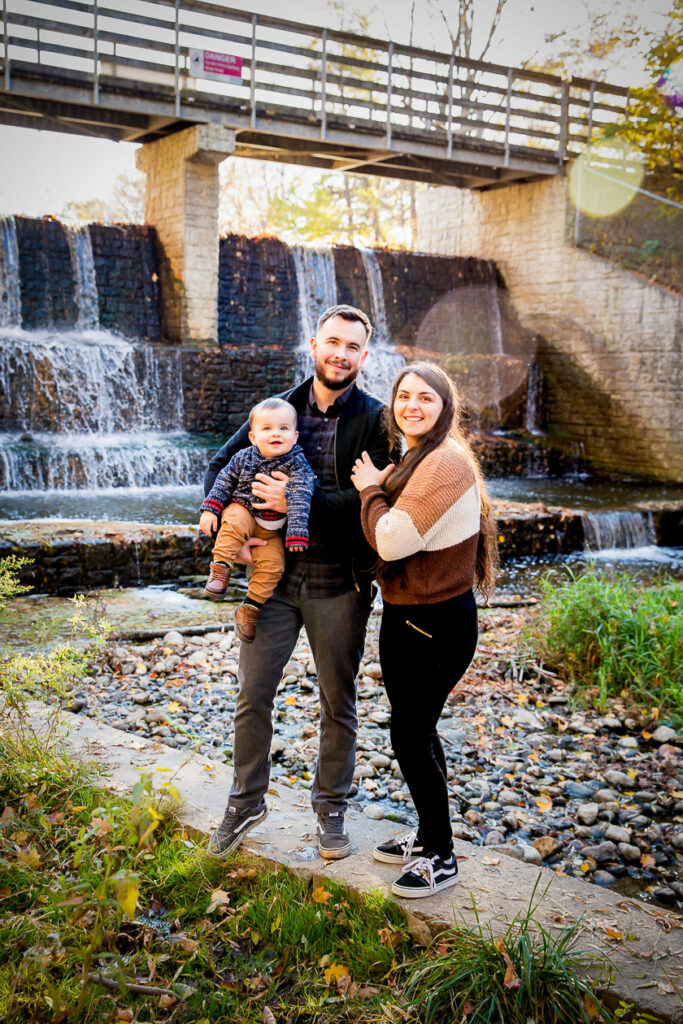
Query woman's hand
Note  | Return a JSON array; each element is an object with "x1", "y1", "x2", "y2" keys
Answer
[{"x1": 350, "y1": 451, "x2": 395, "y2": 492}]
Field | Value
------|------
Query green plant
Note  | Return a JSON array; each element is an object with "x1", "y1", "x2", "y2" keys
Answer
[
  {"x1": 402, "y1": 879, "x2": 613, "y2": 1024},
  {"x1": 526, "y1": 566, "x2": 682, "y2": 716}
]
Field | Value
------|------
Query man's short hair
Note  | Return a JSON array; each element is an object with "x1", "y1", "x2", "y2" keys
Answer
[
  {"x1": 249, "y1": 397, "x2": 297, "y2": 429},
  {"x1": 316, "y1": 304, "x2": 373, "y2": 343}
]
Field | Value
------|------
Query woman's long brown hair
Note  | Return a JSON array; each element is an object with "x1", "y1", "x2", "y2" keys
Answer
[{"x1": 385, "y1": 362, "x2": 498, "y2": 600}]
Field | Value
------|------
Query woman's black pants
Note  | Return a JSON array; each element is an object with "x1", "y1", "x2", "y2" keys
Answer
[{"x1": 379, "y1": 590, "x2": 478, "y2": 859}]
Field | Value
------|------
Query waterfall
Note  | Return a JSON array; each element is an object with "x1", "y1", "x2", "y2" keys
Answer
[
  {"x1": 583, "y1": 511, "x2": 656, "y2": 551},
  {"x1": 357, "y1": 246, "x2": 404, "y2": 401},
  {"x1": 0, "y1": 216, "x2": 21, "y2": 328},
  {"x1": 67, "y1": 226, "x2": 100, "y2": 330},
  {"x1": 525, "y1": 361, "x2": 544, "y2": 436},
  {"x1": 0, "y1": 329, "x2": 184, "y2": 434},
  {"x1": 0, "y1": 432, "x2": 208, "y2": 491},
  {"x1": 291, "y1": 244, "x2": 338, "y2": 343}
]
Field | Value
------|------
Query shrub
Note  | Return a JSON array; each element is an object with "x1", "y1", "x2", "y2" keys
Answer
[{"x1": 527, "y1": 566, "x2": 682, "y2": 716}]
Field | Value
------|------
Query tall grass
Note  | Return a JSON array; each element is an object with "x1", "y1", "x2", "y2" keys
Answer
[{"x1": 528, "y1": 567, "x2": 682, "y2": 716}]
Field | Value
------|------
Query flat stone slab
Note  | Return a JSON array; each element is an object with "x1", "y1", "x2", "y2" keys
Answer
[{"x1": 35, "y1": 707, "x2": 683, "y2": 1023}]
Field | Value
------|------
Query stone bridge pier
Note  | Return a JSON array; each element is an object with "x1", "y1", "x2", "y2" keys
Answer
[{"x1": 136, "y1": 125, "x2": 234, "y2": 345}]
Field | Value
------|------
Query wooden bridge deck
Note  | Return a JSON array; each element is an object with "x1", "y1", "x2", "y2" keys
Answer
[{"x1": 0, "y1": 1, "x2": 630, "y2": 189}]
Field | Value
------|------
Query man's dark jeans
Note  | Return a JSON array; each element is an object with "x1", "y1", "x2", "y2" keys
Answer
[{"x1": 228, "y1": 583, "x2": 373, "y2": 815}]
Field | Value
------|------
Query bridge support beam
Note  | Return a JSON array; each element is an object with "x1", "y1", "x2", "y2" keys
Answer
[{"x1": 136, "y1": 125, "x2": 234, "y2": 345}]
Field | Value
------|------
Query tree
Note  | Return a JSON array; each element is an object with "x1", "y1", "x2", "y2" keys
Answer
[{"x1": 60, "y1": 170, "x2": 145, "y2": 224}]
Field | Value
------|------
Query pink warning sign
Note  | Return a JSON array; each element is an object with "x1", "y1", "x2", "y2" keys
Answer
[{"x1": 189, "y1": 48, "x2": 243, "y2": 81}]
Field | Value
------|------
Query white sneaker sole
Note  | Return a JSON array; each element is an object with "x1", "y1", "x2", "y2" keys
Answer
[
  {"x1": 373, "y1": 847, "x2": 424, "y2": 865},
  {"x1": 391, "y1": 874, "x2": 459, "y2": 898},
  {"x1": 318, "y1": 839, "x2": 352, "y2": 860}
]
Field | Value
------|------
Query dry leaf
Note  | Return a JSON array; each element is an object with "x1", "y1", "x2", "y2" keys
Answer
[
  {"x1": 17, "y1": 846, "x2": 41, "y2": 869},
  {"x1": 604, "y1": 927, "x2": 623, "y2": 942},
  {"x1": 206, "y1": 888, "x2": 230, "y2": 914},
  {"x1": 312, "y1": 885, "x2": 332, "y2": 904},
  {"x1": 536, "y1": 795, "x2": 553, "y2": 813},
  {"x1": 158, "y1": 994, "x2": 176, "y2": 1008},
  {"x1": 263, "y1": 1008, "x2": 277, "y2": 1024},
  {"x1": 323, "y1": 963, "x2": 349, "y2": 985},
  {"x1": 226, "y1": 867, "x2": 258, "y2": 879},
  {"x1": 482, "y1": 856, "x2": 501, "y2": 866},
  {"x1": 178, "y1": 936, "x2": 199, "y2": 953},
  {"x1": 583, "y1": 993, "x2": 599, "y2": 1018}
]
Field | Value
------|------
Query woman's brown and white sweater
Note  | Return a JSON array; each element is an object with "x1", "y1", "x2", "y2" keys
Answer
[{"x1": 359, "y1": 438, "x2": 480, "y2": 605}]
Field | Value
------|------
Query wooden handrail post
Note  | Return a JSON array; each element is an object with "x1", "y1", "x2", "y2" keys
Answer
[
  {"x1": 93, "y1": 0, "x2": 99, "y2": 104},
  {"x1": 320, "y1": 27, "x2": 327, "y2": 139},
  {"x1": 558, "y1": 79, "x2": 569, "y2": 165},
  {"x1": 1, "y1": 0, "x2": 8, "y2": 92},
  {"x1": 250, "y1": 12, "x2": 258, "y2": 129},
  {"x1": 447, "y1": 52, "x2": 455, "y2": 159},
  {"x1": 386, "y1": 40, "x2": 393, "y2": 148},
  {"x1": 174, "y1": 0, "x2": 181, "y2": 118},
  {"x1": 504, "y1": 67, "x2": 513, "y2": 167},
  {"x1": 586, "y1": 81, "x2": 595, "y2": 145}
]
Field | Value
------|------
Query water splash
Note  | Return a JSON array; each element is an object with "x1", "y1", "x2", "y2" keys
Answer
[
  {"x1": 358, "y1": 246, "x2": 390, "y2": 342},
  {"x1": 291, "y1": 244, "x2": 338, "y2": 343},
  {"x1": 67, "y1": 226, "x2": 100, "y2": 330},
  {"x1": 0, "y1": 328, "x2": 184, "y2": 434},
  {"x1": 0, "y1": 216, "x2": 21, "y2": 328},
  {"x1": 582, "y1": 510, "x2": 656, "y2": 551}
]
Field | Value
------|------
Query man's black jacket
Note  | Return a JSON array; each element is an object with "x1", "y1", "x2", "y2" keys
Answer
[{"x1": 204, "y1": 377, "x2": 391, "y2": 582}]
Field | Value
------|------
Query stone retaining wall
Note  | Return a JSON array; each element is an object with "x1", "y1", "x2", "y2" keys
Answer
[{"x1": 417, "y1": 177, "x2": 683, "y2": 482}]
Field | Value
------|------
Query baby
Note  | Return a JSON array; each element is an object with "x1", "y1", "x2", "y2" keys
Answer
[{"x1": 199, "y1": 397, "x2": 314, "y2": 643}]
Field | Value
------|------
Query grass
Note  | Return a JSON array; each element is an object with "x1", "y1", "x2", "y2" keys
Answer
[{"x1": 527, "y1": 566, "x2": 682, "y2": 718}]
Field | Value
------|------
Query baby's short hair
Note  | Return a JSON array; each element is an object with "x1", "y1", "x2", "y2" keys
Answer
[{"x1": 249, "y1": 397, "x2": 297, "y2": 429}]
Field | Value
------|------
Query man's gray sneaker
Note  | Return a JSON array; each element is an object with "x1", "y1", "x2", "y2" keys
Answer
[
  {"x1": 208, "y1": 802, "x2": 268, "y2": 858},
  {"x1": 317, "y1": 811, "x2": 352, "y2": 860}
]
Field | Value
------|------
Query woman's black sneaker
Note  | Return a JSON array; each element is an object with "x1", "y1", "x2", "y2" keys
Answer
[
  {"x1": 373, "y1": 830, "x2": 424, "y2": 865},
  {"x1": 391, "y1": 853, "x2": 459, "y2": 898}
]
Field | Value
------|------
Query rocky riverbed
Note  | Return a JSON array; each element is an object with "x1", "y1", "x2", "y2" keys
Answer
[{"x1": 70, "y1": 607, "x2": 683, "y2": 911}]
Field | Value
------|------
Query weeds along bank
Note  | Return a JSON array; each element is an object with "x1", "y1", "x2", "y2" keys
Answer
[{"x1": 0, "y1": 558, "x2": 681, "y2": 1022}]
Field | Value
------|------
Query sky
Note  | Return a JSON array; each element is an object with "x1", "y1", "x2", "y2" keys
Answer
[{"x1": 0, "y1": 0, "x2": 673, "y2": 218}]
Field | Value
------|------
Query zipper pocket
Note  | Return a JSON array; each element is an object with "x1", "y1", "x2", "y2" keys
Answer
[{"x1": 405, "y1": 620, "x2": 432, "y2": 639}]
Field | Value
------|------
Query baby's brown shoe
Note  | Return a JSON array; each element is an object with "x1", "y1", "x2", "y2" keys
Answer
[
  {"x1": 204, "y1": 561, "x2": 231, "y2": 599},
  {"x1": 235, "y1": 603, "x2": 262, "y2": 643}
]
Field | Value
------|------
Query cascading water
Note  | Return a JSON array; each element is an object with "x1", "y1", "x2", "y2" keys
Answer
[
  {"x1": 67, "y1": 226, "x2": 99, "y2": 331},
  {"x1": 357, "y1": 247, "x2": 405, "y2": 401},
  {"x1": 291, "y1": 244, "x2": 338, "y2": 344},
  {"x1": 582, "y1": 510, "x2": 656, "y2": 551},
  {"x1": 0, "y1": 216, "x2": 21, "y2": 328},
  {"x1": 525, "y1": 361, "x2": 544, "y2": 436},
  {"x1": 0, "y1": 329, "x2": 204, "y2": 492}
]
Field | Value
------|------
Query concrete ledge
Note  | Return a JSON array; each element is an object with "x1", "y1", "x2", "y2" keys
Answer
[{"x1": 31, "y1": 708, "x2": 683, "y2": 1023}]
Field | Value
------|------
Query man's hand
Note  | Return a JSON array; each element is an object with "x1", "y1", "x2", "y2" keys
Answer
[
  {"x1": 252, "y1": 470, "x2": 289, "y2": 513},
  {"x1": 234, "y1": 537, "x2": 268, "y2": 565},
  {"x1": 199, "y1": 510, "x2": 218, "y2": 536}
]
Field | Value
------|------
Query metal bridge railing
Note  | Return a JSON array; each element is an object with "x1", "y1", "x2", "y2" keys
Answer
[{"x1": 1, "y1": 0, "x2": 629, "y2": 167}]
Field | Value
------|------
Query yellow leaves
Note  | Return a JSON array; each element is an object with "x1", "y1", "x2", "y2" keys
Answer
[
  {"x1": 17, "y1": 846, "x2": 42, "y2": 869},
  {"x1": 535, "y1": 795, "x2": 553, "y2": 814},
  {"x1": 167, "y1": 701, "x2": 180, "y2": 713},
  {"x1": 226, "y1": 867, "x2": 258, "y2": 879},
  {"x1": 498, "y1": 535, "x2": 505, "y2": 544},
  {"x1": 285, "y1": 696, "x2": 297, "y2": 705},
  {"x1": 641, "y1": 853, "x2": 656, "y2": 870},
  {"x1": 90, "y1": 816, "x2": 113, "y2": 838},
  {"x1": 206, "y1": 888, "x2": 231, "y2": 914},
  {"x1": 115, "y1": 876, "x2": 139, "y2": 919},
  {"x1": 323, "y1": 962, "x2": 355, "y2": 995},
  {"x1": 312, "y1": 885, "x2": 332, "y2": 904},
  {"x1": 604, "y1": 927, "x2": 623, "y2": 942},
  {"x1": 583, "y1": 993, "x2": 600, "y2": 1019},
  {"x1": 514, "y1": 693, "x2": 528, "y2": 705}
]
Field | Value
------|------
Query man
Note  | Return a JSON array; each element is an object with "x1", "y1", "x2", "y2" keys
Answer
[{"x1": 202, "y1": 304, "x2": 391, "y2": 860}]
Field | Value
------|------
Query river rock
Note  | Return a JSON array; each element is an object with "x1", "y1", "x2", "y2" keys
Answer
[
  {"x1": 146, "y1": 708, "x2": 168, "y2": 724},
  {"x1": 163, "y1": 631, "x2": 184, "y2": 646},
  {"x1": 618, "y1": 843, "x2": 641, "y2": 863},
  {"x1": 671, "y1": 832, "x2": 683, "y2": 850},
  {"x1": 510, "y1": 708, "x2": 544, "y2": 730},
  {"x1": 497, "y1": 788, "x2": 522, "y2": 806},
  {"x1": 532, "y1": 836, "x2": 562, "y2": 859},
  {"x1": 564, "y1": 781, "x2": 595, "y2": 799},
  {"x1": 603, "y1": 770, "x2": 633, "y2": 789},
  {"x1": 582, "y1": 841, "x2": 618, "y2": 863},
  {"x1": 604, "y1": 824, "x2": 631, "y2": 844},
  {"x1": 283, "y1": 661, "x2": 305, "y2": 678},
  {"x1": 370, "y1": 754, "x2": 392, "y2": 768},
  {"x1": 651, "y1": 725, "x2": 679, "y2": 744},
  {"x1": 487, "y1": 844, "x2": 524, "y2": 861},
  {"x1": 452, "y1": 823, "x2": 478, "y2": 841},
  {"x1": 523, "y1": 846, "x2": 542, "y2": 865},
  {"x1": 363, "y1": 804, "x2": 384, "y2": 820},
  {"x1": 618, "y1": 736, "x2": 639, "y2": 749},
  {"x1": 125, "y1": 707, "x2": 146, "y2": 725},
  {"x1": 132, "y1": 691, "x2": 150, "y2": 705},
  {"x1": 594, "y1": 870, "x2": 616, "y2": 885},
  {"x1": 364, "y1": 662, "x2": 383, "y2": 679},
  {"x1": 577, "y1": 803, "x2": 599, "y2": 826},
  {"x1": 484, "y1": 830, "x2": 506, "y2": 846}
]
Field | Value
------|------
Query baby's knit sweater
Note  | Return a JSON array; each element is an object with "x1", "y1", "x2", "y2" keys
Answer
[
  {"x1": 360, "y1": 438, "x2": 481, "y2": 604},
  {"x1": 201, "y1": 444, "x2": 314, "y2": 549}
]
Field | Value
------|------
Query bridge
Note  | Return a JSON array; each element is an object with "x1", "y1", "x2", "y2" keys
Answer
[{"x1": 1, "y1": 0, "x2": 629, "y2": 190}]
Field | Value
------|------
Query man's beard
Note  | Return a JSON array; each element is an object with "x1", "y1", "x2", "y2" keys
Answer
[{"x1": 314, "y1": 357, "x2": 360, "y2": 391}]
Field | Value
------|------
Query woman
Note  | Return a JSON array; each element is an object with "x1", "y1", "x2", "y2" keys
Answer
[{"x1": 351, "y1": 362, "x2": 497, "y2": 898}]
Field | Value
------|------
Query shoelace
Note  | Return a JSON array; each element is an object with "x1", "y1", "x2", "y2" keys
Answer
[
  {"x1": 399, "y1": 830, "x2": 418, "y2": 862},
  {"x1": 319, "y1": 813, "x2": 345, "y2": 837},
  {"x1": 404, "y1": 856, "x2": 437, "y2": 889}
]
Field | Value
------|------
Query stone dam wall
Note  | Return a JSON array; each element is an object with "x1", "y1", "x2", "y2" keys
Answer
[{"x1": 417, "y1": 176, "x2": 683, "y2": 483}]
